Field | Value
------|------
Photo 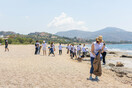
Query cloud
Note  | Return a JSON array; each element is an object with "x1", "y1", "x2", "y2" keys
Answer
[
  {"x1": 47, "y1": 12, "x2": 88, "y2": 31},
  {"x1": 0, "y1": 13, "x2": 3, "y2": 17},
  {"x1": 25, "y1": 16, "x2": 29, "y2": 19}
]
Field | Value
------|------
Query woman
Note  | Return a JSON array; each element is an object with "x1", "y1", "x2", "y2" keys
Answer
[
  {"x1": 101, "y1": 43, "x2": 107, "y2": 65},
  {"x1": 42, "y1": 41, "x2": 47, "y2": 56},
  {"x1": 89, "y1": 37, "x2": 104, "y2": 81}
]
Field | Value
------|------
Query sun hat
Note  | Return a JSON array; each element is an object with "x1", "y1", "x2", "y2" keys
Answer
[
  {"x1": 98, "y1": 35, "x2": 103, "y2": 40},
  {"x1": 96, "y1": 37, "x2": 99, "y2": 41}
]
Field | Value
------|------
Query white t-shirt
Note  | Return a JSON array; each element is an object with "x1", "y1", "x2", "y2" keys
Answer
[
  {"x1": 35, "y1": 42, "x2": 40, "y2": 48},
  {"x1": 86, "y1": 48, "x2": 89, "y2": 52},
  {"x1": 72, "y1": 46, "x2": 76, "y2": 52},
  {"x1": 82, "y1": 47, "x2": 86, "y2": 52},
  {"x1": 90, "y1": 42, "x2": 102, "y2": 58},
  {"x1": 100, "y1": 42, "x2": 104, "y2": 49},
  {"x1": 104, "y1": 47, "x2": 108, "y2": 52},
  {"x1": 42, "y1": 43, "x2": 47, "y2": 49},
  {"x1": 77, "y1": 45, "x2": 81, "y2": 51},
  {"x1": 58, "y1": 45, "x2": 62, "y2": 50},
  {"x1": 69, "y1": 45, "x2": 72, "y2": 50}
]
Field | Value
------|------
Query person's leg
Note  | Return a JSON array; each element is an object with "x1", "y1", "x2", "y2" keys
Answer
[
  {"x1": 45, "y1": 50, "x2": 46, "y2": 55},
  {"x1": 103, "y1": 52, "x2": 106, "y2": 64},
  {"x1": 70, "y1": 50, "x2": 72, "y2": 56},
  {"x1": 7, "y1": 48, "x2": 9, "y2": 51},
  {"x1": 71, "y1": 51, "x2": 73, "y2": 59},
  {"x1": 83, "y1": 52, "x2": 85, "y2": 57},
  {"x1": 79, "y1": 50, "x2": 81, "y2": 56},
  {"x1": 61, "y1": 50, "x2": 62, "y2": 55},
  {"x1": 75, "y1": 53, "x2": 77, "y2": 59},
  {"x1": 59, "y1": 50, "x2": 61, "y2": 55},
  {"x1": 48, "y1": 51, "x2": 50, "y2": 56},
  {"x1": 102, "y1": 53, "x2": 105, "y2": 64},
  {"x1": 89, "y1": 57, "x2": 94, "y2": 79},
  {"x1": 73, "y1": 52, "x2": 74, "y2": 58},
  {"x1": 5, "y1": 45, "x2": 7, "y2": 52},
  {"x1": 35, "y1": 48, "x2": 38, "y2": 54},
  {"x1": 43, "y1": 50, "x2": 44, "y2": 55}
]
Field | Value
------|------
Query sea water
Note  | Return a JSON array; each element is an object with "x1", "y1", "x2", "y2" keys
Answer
[{"x1": 86, "y1": 44, "x2": 132, "y2": 55}]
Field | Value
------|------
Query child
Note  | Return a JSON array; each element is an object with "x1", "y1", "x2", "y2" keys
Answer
[
  {"x1": 58, "y1": 43, "x2": 62, "y2": 55},
  {"x1": 48, "y1": 42, "x2": 55, "y2": 56}
]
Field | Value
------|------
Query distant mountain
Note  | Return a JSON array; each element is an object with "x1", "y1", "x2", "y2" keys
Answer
[
  {"x1": 55, "y1": 27, "x2": 132, "y2": 41},
  {"x1": 0, "y1": 31, "x2": 17, "y2": 36}
]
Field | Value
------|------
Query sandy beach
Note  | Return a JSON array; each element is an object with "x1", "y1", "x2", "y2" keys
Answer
[{"x1": 0, "y1": 45, "x2": 131, "y2": 88}]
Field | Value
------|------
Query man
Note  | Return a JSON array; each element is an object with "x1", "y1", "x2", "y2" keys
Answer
[
  {"x1": 58, "y1": 43, "x2": 62, "y2": 55},
  {"x1": 5, "y1": 40, "x2": 9, "y2": 52},
  {"x1": 35, "y1": 40, "x2": 40, "y2": 55},
  {"x1": 82, "y1": 44, "x2": 86, "y2": 57},
  {"x1": 77, "y1": 44, "x2": 81, "y2": 56},
  {"x1": 66, "y1": 44, "x2": 70, "y2": 54}
]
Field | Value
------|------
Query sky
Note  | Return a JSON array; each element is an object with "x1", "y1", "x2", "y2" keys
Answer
[{"x1": 0, "y1": 0, "x2": 132, "y2": 34}]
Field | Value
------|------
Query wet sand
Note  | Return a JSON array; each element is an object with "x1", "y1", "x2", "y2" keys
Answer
[{"x1": 0, "y1": 45, "x2": 131, "y2": 88}]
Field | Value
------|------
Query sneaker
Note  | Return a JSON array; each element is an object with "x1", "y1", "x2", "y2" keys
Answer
[
  {"x1": 95, "y1": 76, "x2": 99, "y2": 81},
  {"x1": 103, "y1": 63, "x2": 105, "y2": 65},
  {"x1": 89, "y1": 76, "x2": 93, "y2": 80}
]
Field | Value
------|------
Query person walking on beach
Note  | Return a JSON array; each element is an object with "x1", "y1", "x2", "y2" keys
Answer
[
  {"x1": 77, "y1": 44, "x2": 81, "y2": 56},
  {"x1": 58, "y1": 43, "x2": 62, "y2": 55},
  {"x1": 82, "y1": 44, "x2": 86, "y2": 57},
  {"x1": 101, "y1": 43, "x2": 107, "y2": 65},
  {"x1": 5, "y1": 39, "x2": 9, "y2": 52},
  {"x1": 74, "y1": 48, "x2": 77, "y2": 59},
  {"x1": 89, "y1": 37, "x2": 104, "y2": 81},
  {"x1": 70, "y1": 44, "x2": 74, "y2": 59},
  {"x1": 42, "y1": 40, "x2": 47, "y2": 56},
  {"x1": 66, "y1": 44, "x2": 70, "y2": 54},
  {"x1": 69, "y1": 44, "x2": 72, "y2": 56},
  {"x1": 35, "y1": 40, "x2": 40, "y2": 55},
  {"x1": 48, "y1": 42, "x2": 55, "y2": 56}
]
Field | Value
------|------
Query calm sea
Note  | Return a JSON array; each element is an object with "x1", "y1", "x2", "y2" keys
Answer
[{"x1": 86, "y1": 44, "x2": 132, "y2": 55}]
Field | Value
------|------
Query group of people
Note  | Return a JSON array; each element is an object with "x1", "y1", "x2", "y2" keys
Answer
[
  {"x1": 66, "y1": 44, "x2": 89, "y2": 59},
  {"x1": 35, "y1": 40, "x2": 56, "y2": 56},
  {"x1": 35, "y1": 40, "x2": 47, "y2": 55},
  {"x1": 34, "y1": 36, "x2": 108, "y2": 81},
  {"x1": 65, "y1": 35, "x2": 107, "y2": 81},
  {"x1": 2, "y1": 36, "x2": 107, "y2": 82}
]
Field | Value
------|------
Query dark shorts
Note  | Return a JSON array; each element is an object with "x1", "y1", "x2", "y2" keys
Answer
[
  {"x1": 5, "y1": 45, "x2": 8, "y2": 48},
  {"x1": 50, "y1": 48, "x2": 54, "y2": 54}
]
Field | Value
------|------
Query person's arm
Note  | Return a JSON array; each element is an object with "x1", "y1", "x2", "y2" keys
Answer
[{"x1": 91, "y1": 43, "x2": 96, "y2": 56}]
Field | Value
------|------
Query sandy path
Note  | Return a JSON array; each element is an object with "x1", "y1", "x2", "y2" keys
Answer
[{"x1": 0, "y1": 45, "x2": 131, "y2": 88}]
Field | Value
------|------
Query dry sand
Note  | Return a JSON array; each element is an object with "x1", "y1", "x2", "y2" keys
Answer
[{"x1": 0, "y1": 45, "x2": 131, "y2": 88}]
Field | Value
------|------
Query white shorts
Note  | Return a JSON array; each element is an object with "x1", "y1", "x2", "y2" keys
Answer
[{"x1": 43, "y1": 48, "x2": 46, "y2": 50}]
